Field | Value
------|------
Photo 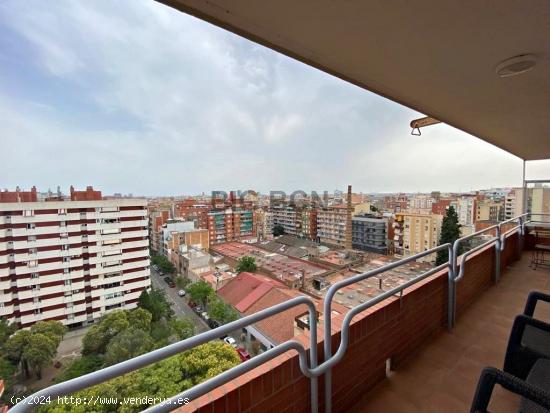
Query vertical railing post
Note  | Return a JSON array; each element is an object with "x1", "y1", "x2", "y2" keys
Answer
[
  {"x1": 447, "y1": 245, "x2": 455, "y2": 330},
  {"x1": 517, "y1": 216, "x2": 524, "y2": 259},
  {"x1": 494, "y1": 225, "x2": 501, "y2": 283},
  {"x1": 310, "y1": 315, "x2": 318, "y2": 413},
  {"x1": 323, "y1": 308, "x2": 332, "y2": 413}
]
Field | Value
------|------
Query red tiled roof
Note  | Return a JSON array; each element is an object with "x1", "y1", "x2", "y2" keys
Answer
[
  {"x1": 244, "y1": 288, "x2": 307, "y2": 344},
  {"x1": 217, "y1": 272, "x2": 285, "y2": 312}
]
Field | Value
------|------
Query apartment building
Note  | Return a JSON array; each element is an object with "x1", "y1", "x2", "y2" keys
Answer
[
  {"x1": 475, "y1": 198, "x2": 504, "y2": 222},
  {"x1": 431, "y1": 199, "x2": 452, "y2": 215},
  {"x1": 504, "y1": 188, "x2": 525, "y2": 220},
  {"x1": 0, "y1": 187, "x2": 150, "y2": 328},
  {"x1": 298, "y1": 208, "x2": 317, "y2": 240},
  {"x1": 207, "y1": 208, "x2": 256, "y2": 244},
  {"x1": 407, "y1": 194, "x2": 435, "y2": 211},
  {"x1": 530, "y1": 186, "x2": 550, "y2": 220},
  {"x1": 396, "y1": 212, "x2": 442, "y2": 262},
  {"x1": 316, "y1": 205, "x2": 348, "y2": 246},
  {"x1": 148, "y1": 208, "x2": 170, "y2": 253},
  {"x1": 173, "y1": 199, "x2": 210, "y2": 229},
  {"x1": 270, "y1": 204, "x2": 299, "y2": 235},
  {"x1": 351, "y1": 214, "x2": 388, "y2": 254},
  {"x1": 383, "y1": 194, "x2": 408, "y2": 213},
  {"x1": 160, "y1": 220, "x2": 195, "y2": 256},
  {"x1": 255, "y1": 209, "x2": 273, "y2": 240},
  {"x1": 455, "y1": 197, "x2": 476, "y2": 227}
]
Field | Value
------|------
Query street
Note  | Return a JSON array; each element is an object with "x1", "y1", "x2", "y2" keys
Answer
[{"x1": 149, "y1": 268, "x2": 209, "y2": 334}]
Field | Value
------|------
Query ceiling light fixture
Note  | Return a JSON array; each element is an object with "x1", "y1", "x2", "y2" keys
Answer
[{"x1": 495, "y1": 54, "x2": 538, "y2": 78}]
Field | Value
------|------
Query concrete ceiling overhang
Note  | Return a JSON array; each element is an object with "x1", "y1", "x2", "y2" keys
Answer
[{"x1": 157, "y1": 0, "x2": 550, "y2": 160}]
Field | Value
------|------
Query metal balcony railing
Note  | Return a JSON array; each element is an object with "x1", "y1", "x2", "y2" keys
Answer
[{"x1": 10, "y1": 213, "x2": 542, "y2": 413}]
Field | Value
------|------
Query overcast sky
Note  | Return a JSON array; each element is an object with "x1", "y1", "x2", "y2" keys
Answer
[{"x1": 1, "y1": 0, "x2": 548, "y2": 196}]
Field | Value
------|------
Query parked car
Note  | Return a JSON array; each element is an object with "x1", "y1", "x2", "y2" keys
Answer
[
  {"x1": 223, "y1": 336, "x2": 237, "y2": 348},
  {"x1": 177, "y1": 290, "x2": 186, "y2": 297},
  {"x1": 193, "y1": 306, "x2": 203, "y2": 314},
  {"x1": 208, "y1": 319, "x2": 220, "y2": 329},
  {"x1": 163, "y1": 277, "x2": 175, "y2": 288},
  {"x1": 201, "y1": 312, "x2": 210, "y2": 322},
  {"x1": 235, "y1": 347, "x2": 251, "y2": 362}
]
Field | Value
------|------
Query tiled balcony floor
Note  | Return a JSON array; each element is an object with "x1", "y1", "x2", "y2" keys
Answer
[{"x1": 351, "y1": 252, "x2": 550, "y2": 413}]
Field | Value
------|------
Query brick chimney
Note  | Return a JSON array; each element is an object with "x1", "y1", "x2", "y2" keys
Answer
[{"x1": 345, "y1": 185, "x2": 353, "y2": 249}]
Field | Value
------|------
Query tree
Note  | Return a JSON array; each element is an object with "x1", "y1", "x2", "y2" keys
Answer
[
  {"x1": 30, "y1": 320, "x2": 67, "y2": 341},
  {"x1": 40, "y1": 342, "x2": 241, "y2": 413},
  {"x1": 175, "y1": 276, "x2": 191, "y2": 289},
  {"x1": 208, "y1": 297, "x2": 239, "y2": 325},
  {"x1": 82, "y1": 309, "x2": 153, "y2": 356},
  {"x1": 436, "y1": 206, "x2": 462, "y2": 265},
  {"x1": 0, "y1": 318, "x2": 16, "y2": 344},
  {"x1": 169, "y1": 318, "x2": 195, "y2": 340},
  {"x1": 24, "y1": 333, "x2": 58, "y2": 379},
  {"x1": 186, "y1": 281, "x2": 214, "y2": 307},
  {"x1": 273, "y1": 224, "x2": 285, "y2": 236},
  {"x1": 151, "y1": 254, "x2": 176, "y2": 274},
  {"x1": 236, "y1": 256, "x2": 257, "y2": 273},
  {"x1": 4, "y1": 321, "x2": 65, "y2": 379},
  {"x1": 104, "y1": 329, "x2": 155, "y2": 366},
  {"x1": 55, "y1": 355, "x2": 103, "y2": 383},
  {"x1": 138, "y1": 289, "x2": 173, "y2": 322}
]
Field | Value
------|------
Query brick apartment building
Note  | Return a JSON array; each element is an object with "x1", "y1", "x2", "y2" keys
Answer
[{"x1": 0, "y1": 186, "x2": 150, "y2": 328}]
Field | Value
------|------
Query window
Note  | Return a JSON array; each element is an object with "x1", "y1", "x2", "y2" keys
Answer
[
  {"x1": 28, "y1": 260, "x2": 38, "y2": 268},
  {"x1": 28, "y1": 235, "x2": 36, "y2": 242},
  {"x1": 67, "y1": 314, "x2": 74, "y2": 320},
  {"x1": 29, "y1": 248, "x2": 37, "y2": 255},
  {"x1": 63, "y1": 268, "x2": 70, "y2": 274},
  {"x1": 66, "y1": 302, "x2": 73, "y2": 308},
  {"x1": 61, "y1": 245, "x2": 69, "y2": 251},
  {"x1": 31, "y1": 273, "x2": 39, "y2": 279},
  {"x1": 58, "y1": 208, "x2": 67, "y2": 215},
  {"x1": 63, "y1": 257, "x2": 70, "y2": 263},
  {"x1": 64, "y1": 279, "x2": 72, "y2": 286},
  {"x1": 60, "y1": 232, "x2": 69, "y2": 238},
  {"x1": 31, "y1": 284, "x2": 40, "y2": 291},
  {"x1": 60, "y1": 221, "x2": 66, "y2": 227},
  {"x1": 24, "y1": 210, "x2": 34, "y2": 217},
  {"x1": 34, "y1": 309, "x2": 42, "y2": 315},
  {"x1": 33, "y1": 297, "x2": 40, "y2": 304},
  {"x1": 27, "y1": 223, "x2": 36, "y2": 229}
]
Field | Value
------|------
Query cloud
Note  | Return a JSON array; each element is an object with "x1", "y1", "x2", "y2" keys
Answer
[{"x1": 0, "y1": 0, "x2": 547, "y2": 196}]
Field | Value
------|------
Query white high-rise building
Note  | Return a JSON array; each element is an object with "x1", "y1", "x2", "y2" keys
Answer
[{"x1": 0, "y1": 188, "x2": 150, "y2": 328}]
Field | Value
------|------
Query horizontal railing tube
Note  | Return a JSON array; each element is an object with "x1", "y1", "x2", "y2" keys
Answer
[{"x1": 11, "y1": 296, "x2": 319, "y2": 413}]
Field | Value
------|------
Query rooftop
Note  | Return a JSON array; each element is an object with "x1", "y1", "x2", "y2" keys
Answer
[{"x1": 211, "y1": 242, "x2": 328, "y2": 284}]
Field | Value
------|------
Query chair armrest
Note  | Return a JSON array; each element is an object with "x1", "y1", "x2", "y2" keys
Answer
[
  {"x1": 504, "y1": 315, "x2": 550, "y2": 379},
  {"x1": 524, "y1": 291, "x2": 550, "y2": 317},
  {"x1": 470, "y1": 367, "x2": 550, "y2": 413}
]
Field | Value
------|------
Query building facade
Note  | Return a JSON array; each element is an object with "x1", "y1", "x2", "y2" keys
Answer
[
  {"x1": 316, "y1": 205, "x2": 348, "y2": 246},
  {"x1": 398, "y1": 212, "x2": 442, "y2": 262},
  {"x1": 207, "y1": 208, "x2": 256, "y2": 244},
  {"x1": 351, "y1": 214, "x2": 388, "y2": 254},
  {"x1": 0, "y1": 191, "x2": 150, "y2": 328}
]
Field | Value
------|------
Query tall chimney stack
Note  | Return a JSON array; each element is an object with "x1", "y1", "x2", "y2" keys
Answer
[{"x1": 345, "y1": 185, "x2": 353, "y2": 249}]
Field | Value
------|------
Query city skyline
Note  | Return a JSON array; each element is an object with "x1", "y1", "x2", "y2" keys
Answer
[{"x1": 1, "y1": 0, "x2": 549, "y2": 196}]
